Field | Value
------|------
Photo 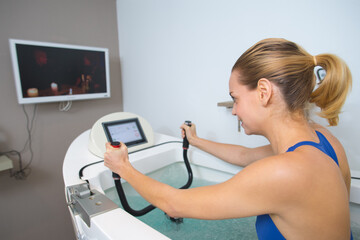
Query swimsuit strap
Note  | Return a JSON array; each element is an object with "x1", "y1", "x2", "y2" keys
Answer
[{"x1": 286, "y1": 131, "x2": 339, "y2": 166}]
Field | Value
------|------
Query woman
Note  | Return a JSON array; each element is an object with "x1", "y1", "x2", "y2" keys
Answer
[{"x1": 104, "y1": 38, "x2": 353, "y2": 239}]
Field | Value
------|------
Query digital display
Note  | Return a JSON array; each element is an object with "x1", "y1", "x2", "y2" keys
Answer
[{"x1": 102, "y1": 118, "x2": 147, "y2": 147}]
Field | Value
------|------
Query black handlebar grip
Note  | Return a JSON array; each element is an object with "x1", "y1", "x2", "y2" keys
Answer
[{"x1": 183, "y1": 121, "x2": 192, "y2": 149}]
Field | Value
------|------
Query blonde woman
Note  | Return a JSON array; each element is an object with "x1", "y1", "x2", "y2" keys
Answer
[{"x1": 105, "y1": 38, "x2": 353, "y2": 239}]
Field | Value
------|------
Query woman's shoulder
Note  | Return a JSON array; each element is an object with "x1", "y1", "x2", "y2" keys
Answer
[{"x1": 243, "y1": 152, "x2": 314, "y2": 192}]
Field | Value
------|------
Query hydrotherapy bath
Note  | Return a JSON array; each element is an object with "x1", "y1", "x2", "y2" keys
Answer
[{"x1": 63, "y1": 116, "x2": 360, "y2": 239}]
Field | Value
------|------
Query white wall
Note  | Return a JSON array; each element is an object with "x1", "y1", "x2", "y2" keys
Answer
[{"x1": 117, "y1": 0, "x2": 360, "y2": 169}]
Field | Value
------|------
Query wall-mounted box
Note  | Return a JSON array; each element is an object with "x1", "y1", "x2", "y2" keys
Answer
[{"x1": 0, "y1": 155, "x2": 13, "y2": 171}]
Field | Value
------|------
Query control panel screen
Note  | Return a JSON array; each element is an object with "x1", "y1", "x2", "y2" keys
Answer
[{"x1": 102, "y1": 118, "x2": 147, "y2": 147}]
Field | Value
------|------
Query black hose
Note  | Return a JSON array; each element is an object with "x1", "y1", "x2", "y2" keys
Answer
[
  {"x1": 114, "y1": 180, "x2": 156, "y2": 216},
  {"x1": 180, "y1": 149, "x2": 193, "y2": 189},
  {"x1": 114, "y1": 148, "x2": 193, "y2": 216}
]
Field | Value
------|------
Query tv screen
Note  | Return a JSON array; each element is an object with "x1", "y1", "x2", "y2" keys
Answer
[{"x1": 9, "y1": 39, "x2": 110, "y2": 104}]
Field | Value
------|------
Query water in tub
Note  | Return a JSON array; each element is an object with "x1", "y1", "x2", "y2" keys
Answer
[{"x1": 105, "y1": 162, "x2": 257, "y2": 239}]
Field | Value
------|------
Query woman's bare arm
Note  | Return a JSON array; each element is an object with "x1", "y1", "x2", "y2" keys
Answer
[
  {"x1": 104, "y1": 143, "x2": 298, "y2": 220},
  {"x1": 181, "y1": 123, "x2": 274, "y2": 167}
]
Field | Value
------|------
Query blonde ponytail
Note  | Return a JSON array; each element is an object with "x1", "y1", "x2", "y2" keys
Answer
[
  {"x1": 310, "y1": 54, "x2": 352, "y2": 126},
  {"x1": 232, "y1": 38, "x2": 352, "y2": 126}
]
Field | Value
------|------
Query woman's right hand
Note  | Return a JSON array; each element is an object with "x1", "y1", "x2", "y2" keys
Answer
[
  {"x1": 104, "y1": 142, "x2": 133, "y2": 179},
  {"x1": 180, "y1": 122, "x2": 198, "y2": 146}
]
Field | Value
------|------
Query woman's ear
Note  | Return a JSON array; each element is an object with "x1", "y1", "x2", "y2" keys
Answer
[{"x1": 257, "y1": 78, "x2": 272, "y2": 106}]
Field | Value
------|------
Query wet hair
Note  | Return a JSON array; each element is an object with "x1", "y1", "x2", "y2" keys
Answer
[{"x1": 232, "y1": 38, "x2": 352, "y2": 126}]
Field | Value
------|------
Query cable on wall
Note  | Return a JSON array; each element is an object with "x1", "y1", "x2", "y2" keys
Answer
[
  {"x1": 0, "y1": 104, "x2": 37, "y2": 179},
  {"x1": 59, "y1": 101, "x2": 72, "y2": 112}
]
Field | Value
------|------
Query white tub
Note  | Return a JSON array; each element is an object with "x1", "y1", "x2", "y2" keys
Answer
[
  {"x1": 351, "y1": 170, "x2": 360, "y2": 204},
  {"x1": 63, "y1": 130, "x2": 360, "y2": 239},
  {"x1": 63, "y1": 130, "x2": 241, "y2": 239}
]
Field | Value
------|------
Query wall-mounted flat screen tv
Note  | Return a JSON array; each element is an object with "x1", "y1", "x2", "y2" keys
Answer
[{"x1": 9, "y1": 39, "x2": 110, "y2": 104}]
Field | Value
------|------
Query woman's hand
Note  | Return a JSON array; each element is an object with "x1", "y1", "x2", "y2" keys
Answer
[
  {"x1": 180, "y1": 122, "x2": 198, "y2": 146},
  {"x1": 104, "y1": 142, "x2": 132, "y2": 178}
]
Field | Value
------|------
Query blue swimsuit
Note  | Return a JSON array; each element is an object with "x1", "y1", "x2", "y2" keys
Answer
[{"x1": 255, "y1": 131, "x2": 353, "y2": 240}]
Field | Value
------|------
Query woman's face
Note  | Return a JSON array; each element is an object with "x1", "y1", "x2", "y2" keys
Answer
[{"x1": 229, "y1": 71, "x2": 261, "y2": 135}]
